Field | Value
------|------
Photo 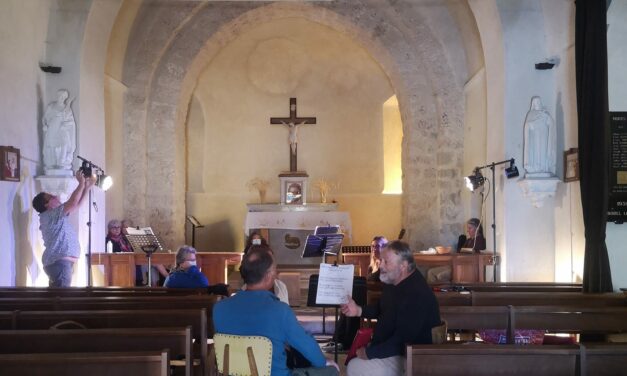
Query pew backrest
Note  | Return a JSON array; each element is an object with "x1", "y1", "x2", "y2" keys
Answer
[
  {"x1": 511, "y1": 306, "x2": 627, "y2": 334},
  {"x1": 4, "y1": 309, "x2": 209, "y2": 376},
  {"x1": 0, "y1": 327, "x2": 191, "y2": 375},
  {"x1": 406, "y1": 344, "x2": 579, "y2": 376},
  {"x1": 471, "y1": 292, "x2": 626, "y2": 307},
  {"x1": 0, "y1": 350, "x2": 169, "y2": 376},
  {"x1": 580, "y1": 343, "x2": 627, "y2": 376}
]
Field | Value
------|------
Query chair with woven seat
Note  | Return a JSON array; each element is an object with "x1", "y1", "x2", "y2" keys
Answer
[
  {"x1": 213, "y1": 333, "x2": 272, "y2": 376},
  {"x1": 431, "y1": 319, "x2": 448, "y2": 344}
]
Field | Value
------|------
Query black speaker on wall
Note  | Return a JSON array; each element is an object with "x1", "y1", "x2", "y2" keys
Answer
[{"x1": 40, "y1": 65, "x2": 62, "y2": 74}]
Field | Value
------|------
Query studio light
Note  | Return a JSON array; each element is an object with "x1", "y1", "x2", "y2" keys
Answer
[
  {"x1": 504, "y1": 159, "x2": 519, "y2": 179},
  {"x1": 96, "y1": 174, "x2": 113, "y2": 191},
  {"x1": 465, "y1": 169, "x2": 485, "y2": 191},
  {"x1": 462, "y1": 157, "x2": 518, "y2": 282},
  {"x1": 76, "y1": 155, "x2": 114, "y2": 287}
]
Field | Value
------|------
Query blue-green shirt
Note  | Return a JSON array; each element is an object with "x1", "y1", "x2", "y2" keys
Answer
[
  {"x1": 213, "y1": 290, "x2": 326, "y2": 376},
  {"x1": 40, "y1": 205, "x2": 80, "y2": 266}
]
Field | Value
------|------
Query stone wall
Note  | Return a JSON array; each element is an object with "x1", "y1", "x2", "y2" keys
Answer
[{"x1": 118, "y1": 0, "x2": 467, "y2": 250}]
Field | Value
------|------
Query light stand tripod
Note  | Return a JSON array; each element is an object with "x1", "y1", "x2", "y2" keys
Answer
[
  {"x1": 87, "y1": 187, "x2": 93, "y2": 287},
  {"x1": 77, "y1": 156, "x2": 112, "y2": 287},
  {"x1": 467, "y1": 158, "x2": 519, "y2": 282}
]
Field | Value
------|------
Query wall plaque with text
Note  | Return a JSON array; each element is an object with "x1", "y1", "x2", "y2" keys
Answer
[{"x1": 608, "y1": 112, "x2": 627, "y2": 223}]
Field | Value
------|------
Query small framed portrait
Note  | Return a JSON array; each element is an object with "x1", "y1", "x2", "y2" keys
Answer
[
  {"x1": 564, "y1": 148, "x2": 579, "y2": 182},
  {"x1": 279, "y1": 175, "x2": 308, "y2": 205},
  {"x1": 0, "y1": 146, "x2": 20, "y2": 182}
]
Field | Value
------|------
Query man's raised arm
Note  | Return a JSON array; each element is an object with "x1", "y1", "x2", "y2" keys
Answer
[{"x1": 62, "y1": 170, "x2": 95, "y2": 215}]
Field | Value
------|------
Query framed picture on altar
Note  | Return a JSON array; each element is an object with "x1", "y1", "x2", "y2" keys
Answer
[
  {"x1": 279, "y1": 175, "x2": 308, "y2": 205},
  {"x1": 564, "y1": 148, "x2": 579, "y2": 182},
  {"x1": 0, "y1": 146, "x2": 20, "y2": 182}
]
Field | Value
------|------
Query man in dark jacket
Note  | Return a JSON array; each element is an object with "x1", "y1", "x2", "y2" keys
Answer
[{"x1": 341, "y1": 240, "x2": 441, "y2": 376}]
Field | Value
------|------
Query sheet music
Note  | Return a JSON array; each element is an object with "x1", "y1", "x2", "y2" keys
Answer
[
  {"x1": 315, "y1": 263, "x2": 354, "y2": 305},
  {"x1": 125, "y1": 227, "x2": 155, "y2": 236}
]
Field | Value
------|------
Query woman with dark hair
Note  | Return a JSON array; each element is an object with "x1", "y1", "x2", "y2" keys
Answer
[
  {"x1": 244, "y1": 231, "x2": 268, "y2": 254},
  {"x1": 164, "y1": 245, "x2": 209, "y2": 288},
  {"x1": 457, "y1": 217, "x2": 486, "y2": 252},
  {"x1": 429, "y1": 218, "x2": 487, "y2": 283}
]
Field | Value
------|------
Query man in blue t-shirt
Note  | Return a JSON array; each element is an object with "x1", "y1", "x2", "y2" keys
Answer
[
  {"x1": 32, "y1": 170, "x2": 94, "y2": 287},
  {"x1": 213, "y1": 247, "x2": 339, "y2": 376}
]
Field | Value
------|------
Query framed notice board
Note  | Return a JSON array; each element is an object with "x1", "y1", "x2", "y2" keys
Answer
[{"x1": 608, "y1": 112, "x2": 627, "y2": 223}]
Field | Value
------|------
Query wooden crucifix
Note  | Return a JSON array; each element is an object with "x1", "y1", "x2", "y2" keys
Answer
[{"x1": 270, "y1": 98, "x2": 317, "y2": 172}]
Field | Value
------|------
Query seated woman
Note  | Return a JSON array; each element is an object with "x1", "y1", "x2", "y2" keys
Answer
[
  {"x1": 164, "y1": 245, "x2": 209, "y2": 288},
  {"x1": 457, "y1": 217, "x2": 486, "y2": 252},
  {"x1": 106, "y1": 219, "x2": 132, "y2": 253},
  {"x1": 244, "y1": 231, "x2": 268, "y2": 254},
  {"x1": 322, "y1": 236, "x2": 388, "y2": 353},
  {"x1": 427, "y1": 217, "x2": 487, "y2": 283},
  {"x1": 106, "y1": 219, "x2": 144, "y2": 285}
]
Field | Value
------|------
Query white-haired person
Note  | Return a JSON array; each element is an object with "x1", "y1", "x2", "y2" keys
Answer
[{"x1": 164, "y1": 245, "x2": 209, "y2": 288}]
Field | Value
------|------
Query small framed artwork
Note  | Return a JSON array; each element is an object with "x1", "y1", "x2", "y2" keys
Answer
[
  {"x1": 564, "y1": 148, "x2": 579, "y2": 182},
  {"x1": 279, "y1": 175, "x2": 308, "y2": 205},
  {"x1": 0, "y1": 146, "x2": 20, "y2": 182}
]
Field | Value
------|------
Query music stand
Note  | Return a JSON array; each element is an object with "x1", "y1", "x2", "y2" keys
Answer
[
  {"x1": 307, "y1": 274, "x2": 367, "y2": 363},
  {"x1": 301, "y1": 233, "x2": 344, "y2": 263},
  {"x1": 126, "y1": 232, "x2": 164, "y2": 286},
  {"x1": 314, "y1": 225, "x2": 340, "y2": 235}
]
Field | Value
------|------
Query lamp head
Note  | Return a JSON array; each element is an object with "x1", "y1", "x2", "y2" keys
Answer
[
  {"x1": 505, "y1": 159, "x2": 519, "y2": 179},
  {"x1": 96, "y1": 174, "x2": 113, "y2": 191},
  {"x1": 465, "y1": 169, "x2": 485, "y2": 191}
]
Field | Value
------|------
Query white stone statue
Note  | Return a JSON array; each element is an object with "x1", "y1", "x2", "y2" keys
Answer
[
  {"x1": 42, "y1": 89, "x2": 76, "y2": 173},
  {"x1": 523, "y1": 96, "x2": 556, "y2": 177}
]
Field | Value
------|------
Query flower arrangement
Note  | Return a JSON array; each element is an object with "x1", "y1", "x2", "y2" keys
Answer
[
  {"x1": 313, "y1": 179, "x2": 338, "y2": 203},
  {"x1": 246, "y1": 178, "x2": 270, "y2": 203}
]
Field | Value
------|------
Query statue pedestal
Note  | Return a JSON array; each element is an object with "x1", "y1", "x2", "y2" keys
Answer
[
  {"x1": 44, "y1": 168, "x2": 73, "y2": 177},
  {"x1": 518, "y1": 177, "x2": 560, "y2": 208},
  {"x1": 35, "y1": 175, "x2": 78, "y2": 202}
]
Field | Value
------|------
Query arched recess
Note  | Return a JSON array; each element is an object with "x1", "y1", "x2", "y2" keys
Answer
[{"x1": 117, "y1": 1, "x2": 466, "y2": 250}]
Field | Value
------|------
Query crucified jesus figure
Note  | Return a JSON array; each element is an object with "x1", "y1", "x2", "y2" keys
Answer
[
  {"x1": 270, "y1": 98, "x2": 317, "y2": 172},
  {"x1": 281, "y1": 120, "x2": 308, "y2": 155}
]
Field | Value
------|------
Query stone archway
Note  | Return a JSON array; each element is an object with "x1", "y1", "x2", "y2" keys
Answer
[{"x1": 120, "y1": 1, "x2": 465, "y2": 250}]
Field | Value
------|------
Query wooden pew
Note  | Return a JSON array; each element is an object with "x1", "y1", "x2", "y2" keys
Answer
[
  {"x1": 471, "y1": 291, "x2": 626, "y2": 307},
  {"x1": 432, "y1": 282, "x2": 583, "y2": 293},
  {"x1": 405, "y1": 344, "x2": 580, "y2": 376},
  {"x1": 0, "y1": 294, "x2": 218, "y2": 313},
  {"x1": 0, "y1": 350, "x2": 169, "y2": 376},
  {"x1": 2, "y1": 309, "x2": 209, "y2": 376},
  {"x1": 580, "y1": 343, "x2": 627, "y2": 376},
  {"x1": 0, "y1": 327, "x2": 192, "y2": 376},
  {"x1": 510, "y1": 306, "x2": 627, "y2": 340},
  {"x1": 0, "y1": 286, "x2": 209, "y2": 298},
  {"x1": 440, "y1": 306, "x2": 510, "y2": 342}
]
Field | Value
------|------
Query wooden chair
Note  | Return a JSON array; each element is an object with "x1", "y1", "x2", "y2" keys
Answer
[
  {"x1": 431, "y1": 319, "x2": 448, "y2": 344},
  {"x1": 213, "y1": 333, "x2": 272, "y2": 376}
]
